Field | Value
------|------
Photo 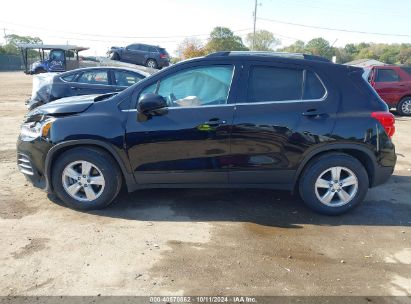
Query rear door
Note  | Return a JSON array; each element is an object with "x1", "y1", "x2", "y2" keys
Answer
[
  {"x1": 229, "y1": 61, "x2": 338, "y2": 187},
  {"x1": 69, "y1": 69, "x2": 117, "y2": 95},
  {"x1": 372, "y1": 68, "x2": 403, "y2": 107}
]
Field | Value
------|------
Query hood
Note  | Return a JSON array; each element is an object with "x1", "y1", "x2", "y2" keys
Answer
[{"x1": 26, "y1": 94, "x2": 101, "y2": 119}]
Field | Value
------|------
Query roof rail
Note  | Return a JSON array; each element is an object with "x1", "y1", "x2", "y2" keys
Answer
[{"x1": 206, "y1": 51, "x2": 331, "y2": 63}]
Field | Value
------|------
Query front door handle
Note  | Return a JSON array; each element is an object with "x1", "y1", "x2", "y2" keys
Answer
[
  {"x1": 206, "y1": 118, "x2": 227, "y2": 126},
  {"x1": 70, "y1": 86, "x2": 80, "y2": 90}
]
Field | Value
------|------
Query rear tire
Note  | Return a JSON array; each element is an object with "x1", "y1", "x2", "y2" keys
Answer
[
  {"x1": 51, "y1": 147, "x2": 122, "y2": 210},
  {"x1": 111, "y1": 52, "x2": 120, "y2": 60},
  {"x1": 146, "y1": 59, "x2": 157, "y2": 69},
  {"x1": 397, "y1": 97, "x2": 411, "y2": 116},
  {"x1": 299, "y1": 153, "x2": 369, "y2": 215}
]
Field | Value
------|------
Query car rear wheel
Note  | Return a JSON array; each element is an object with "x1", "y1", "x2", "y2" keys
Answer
[
  {"x1": 111, "y1": 52, "x2": 120, "y2": 60},
  {"x1": 397, "y1": 97, "x2": 411, "y2": 116},
  {"x1": 52, "y1": 147, "x2": 122, "y2": 210},
  {"x1": 299, "y1": 153, "x2": 369, "y2": 215},
  {"x1": 146, "y1": 59, "x2": 157, "y2": 69}
]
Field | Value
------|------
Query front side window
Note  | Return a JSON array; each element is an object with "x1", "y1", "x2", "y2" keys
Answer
[
  {"x1": 141, "y1": 65, "x2": 234, "y2": 107},
  {"x1": 114, "y1": 71, "x2": 144, "y2": 86},
  {"x1": 376, "y1": 69, "x2": 400, "y2": 82},
  {"x1": 128, "y1": 44, "x2": 140, "y2": 51},
  {"x1": 247, "y1": 66, "x2": 326, "y2": 103},
  {"x1": 77, "y1": 71, "x2": 109, "y2": 85}
]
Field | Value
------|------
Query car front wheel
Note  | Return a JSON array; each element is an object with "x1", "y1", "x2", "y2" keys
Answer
[
  {"x1": 299, "y1": 153, "x2": 369, "y2": 215},
  {"x1": 397, "y1": 97, "x2": 411, "y2": 116},
  {"x1": 51, "y1": 147, "x2": 122, "y2": 210}
]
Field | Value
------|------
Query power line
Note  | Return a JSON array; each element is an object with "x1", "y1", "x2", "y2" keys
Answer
[
  {"x1": 0, "y1": 19, "x2": 251, "y2": 40},
  {"x1": 258, "y1": 17, "x2": 411, "y2": 38}
]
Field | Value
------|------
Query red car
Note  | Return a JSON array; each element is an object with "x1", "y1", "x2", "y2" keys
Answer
[{"x1": 366, "y1": 65, "x2": 411, "y2": 116}]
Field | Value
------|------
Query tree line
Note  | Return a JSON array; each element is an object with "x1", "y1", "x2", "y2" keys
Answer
[
  {"x1": 1, "y1": 29, "x2": 410, "y2": 65},
  {"x1": 176, "y1": 26, "x2": 411, "y2": 65}
]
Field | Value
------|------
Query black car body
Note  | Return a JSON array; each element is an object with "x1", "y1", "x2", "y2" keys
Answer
[
  {"x1": 27, "y1": 67, "x2": 149, "y2": 110},
  {"x1": 17, "y1": 52, "x2": 396, "y2": 215},
  {"x1": 109, "y1": 44, "x2": 170, "y2": 69}
]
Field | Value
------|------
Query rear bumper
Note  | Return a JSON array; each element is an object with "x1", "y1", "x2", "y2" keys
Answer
[{"x1": 371, "y1": 165, "x2": 395, "y2": 187}]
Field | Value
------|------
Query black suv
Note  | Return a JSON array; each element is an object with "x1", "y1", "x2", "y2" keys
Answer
[
  {"x1": 109, "y1": 44, "x2": 170, "y2": 69},
  {"x1": 17, "y1": 52, "x2": 396, "y2": 215}
]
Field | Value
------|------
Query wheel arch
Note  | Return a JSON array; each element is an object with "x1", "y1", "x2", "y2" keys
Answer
[
  {"x1": 293, "y1": 143, "x2": 377, "y2": 192},
  {"x1": 45, "y1": 140, "x2": 135, "y2": 192}
]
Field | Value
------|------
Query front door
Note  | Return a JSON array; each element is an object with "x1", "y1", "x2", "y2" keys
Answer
[
  {"x1": 229, "y1": 61, "x2": 338, "y2": 187},
  {"x1": 126, "y1": 64, "x2": 238, "y2": 185}
]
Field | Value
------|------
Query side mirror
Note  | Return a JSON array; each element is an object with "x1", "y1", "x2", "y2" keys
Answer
[{"x1": 137, "y1": 93, "x2": 167, "y2": 114}]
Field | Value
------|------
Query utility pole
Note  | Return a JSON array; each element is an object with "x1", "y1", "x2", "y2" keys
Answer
[
  {"x1": 252, "y1": 0, "x2": 258, "y2": 51},
  {"x1": 3, "y1": 27, "x2": 7, "y2": 44}
]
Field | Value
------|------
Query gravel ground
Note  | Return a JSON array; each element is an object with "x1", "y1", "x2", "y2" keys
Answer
[{"x1": 0, "y1": 71, "x2": 410, "y2": 297}]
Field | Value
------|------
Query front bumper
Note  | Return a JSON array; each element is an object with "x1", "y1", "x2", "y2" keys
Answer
[{"x1": 16, "y1": 137, "x2": 53, "y2": 192}]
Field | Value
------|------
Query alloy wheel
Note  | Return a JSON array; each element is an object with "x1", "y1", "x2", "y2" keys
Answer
[
  {"x1": 62, "y1": 160, "x2": 105, "y2": 202},
  {"x1": 314, "y1": 166, "x2": 358, "y2": 207}
]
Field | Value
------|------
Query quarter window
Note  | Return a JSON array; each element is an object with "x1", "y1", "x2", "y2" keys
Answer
[
  {"x1": 61, "y1": 73, "x2": 77, "y2": 82},
  {"x1": 375, "y1": 69, "x2": 400, "y2": 82},
  {"x1": 247, "y1": 66, "x2": 326, "y2": 103},
  {"x1": 141, "y1": 65, "x2": 234, "y2": 107}
]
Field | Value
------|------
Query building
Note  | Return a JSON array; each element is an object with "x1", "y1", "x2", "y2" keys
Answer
[{"x1": 344, "y1": 59, "x2": 386, "y2": 67}]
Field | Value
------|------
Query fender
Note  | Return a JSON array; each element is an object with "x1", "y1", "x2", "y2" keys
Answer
[
  {"x1": 44, "y1": 139, "x2": 136, "y2": 192},
  {"x1": 292, "y1": 142, "x2": 378, "y2": 189}
]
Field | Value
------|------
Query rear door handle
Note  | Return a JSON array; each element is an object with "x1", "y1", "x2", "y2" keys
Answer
[{"x1": 302, "y1": 110, "x2": 328, "y2": 118}]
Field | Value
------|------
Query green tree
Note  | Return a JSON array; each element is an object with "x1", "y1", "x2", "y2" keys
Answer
[
  {"x1": 1, "y1": 34, "x2": 43, "y2": 56},
  {"x1": 205, "y1": 27, "x2": 248, "y2": 53},
  {"x1": 278, "y1": 40, "x2": 305, "y2": 53},
  {"x1": 305, "y1": 38, "x2": 332, "y2": 58},
  {"x1": 245, "y1": 30, "x2": 280, "y2": 51}
]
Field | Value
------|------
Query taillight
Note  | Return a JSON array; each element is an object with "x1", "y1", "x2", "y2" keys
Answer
[
  {"x1": 371, "y1": 112, "x2": 395, "y2": 138},
  {"x1": 160, "y1": 54, "x2": 168, "y2": 59}
]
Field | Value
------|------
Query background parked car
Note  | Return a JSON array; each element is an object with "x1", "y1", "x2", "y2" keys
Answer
[
  {"x1": 109, "y1": 43, "x2": 170, "y2": 69},
  {"x1": 27, "y1": 67, "x2": 149, "y2": 110},
  {"x1": 366, "y1": 65, "x2": 411, "y2": 116}
]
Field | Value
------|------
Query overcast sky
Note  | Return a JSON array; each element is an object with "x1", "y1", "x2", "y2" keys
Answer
[{"x1": 1, "y1": 0, "x2": 410, "y2": 56}]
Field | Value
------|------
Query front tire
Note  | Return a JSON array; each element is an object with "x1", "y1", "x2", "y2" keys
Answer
[
  {"x1": 397, "y1": 97, "x2": 411, "y2": 116},
  {"x1": 51, "y1": 147, "x2": 122, "y2": 210},
  {"x1": 299, "y1": 153, "x2": 369, "y2": 215}
]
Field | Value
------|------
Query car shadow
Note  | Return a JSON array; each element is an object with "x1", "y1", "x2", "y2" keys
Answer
[{"x1": 48, "y1": 174, "x2": 411, "y2": 229}]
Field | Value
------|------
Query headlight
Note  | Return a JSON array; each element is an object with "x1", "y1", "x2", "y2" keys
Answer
[{"x1": 20, "y1": 119, "x2": 54, "y2": 141}]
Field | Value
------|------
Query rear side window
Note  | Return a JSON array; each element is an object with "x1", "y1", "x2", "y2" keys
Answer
[
  {"x1": 247, "y1": 66, "x2": 326, "y2": 103},
  {"x1": 303, "y1": 70, "x2": 326, "y2": 100},
  {"x1": 77, "y1": 71, "x2": 109, "y2": 85},
  {"x1": 402, "y1": 67, "x2": 411, "y2": 76},
  {"x1": 375, "y1": 69, "x2": 400, "y2": 82}
]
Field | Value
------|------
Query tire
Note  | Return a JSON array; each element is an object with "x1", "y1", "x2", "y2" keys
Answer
[
  {"x1": 299, "y1": 153, "x2": 369, "y2": 215},
  {"x1": 34, "y1": 68, "x2": 46, "y2": 74},
  {"x1": 397, "y1": 97, "x2": 411, "y2": 116},
  {"x1": 111, "y1": 52, "x2": 120, "y2": 60},
  {"x1": 51, "y1": 147, "x2": 122, "y2": 210},
  {"x1": 146, "y1": 59, "x2": 157, "y2": 69}
]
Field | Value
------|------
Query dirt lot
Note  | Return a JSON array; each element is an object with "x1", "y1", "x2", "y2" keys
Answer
[{"x1": 0, "y1": 71, "x2": 410, "y2": 297}]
